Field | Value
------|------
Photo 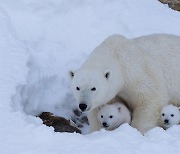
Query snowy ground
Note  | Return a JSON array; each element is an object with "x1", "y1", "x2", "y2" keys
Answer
[{"x1": 1, "y1": 0, "x2": 180, "y2": 153}]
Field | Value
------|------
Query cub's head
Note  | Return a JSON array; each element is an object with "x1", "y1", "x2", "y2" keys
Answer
[
  {"x1": 69, "y1": 69, "x2": 116, "y2": 112},
  {"x1": 97, "y1": 103, "x2": 122, "y2": 130},
  {"x1": 161, "y1": 105, "x2": 180, "y2": 129}
]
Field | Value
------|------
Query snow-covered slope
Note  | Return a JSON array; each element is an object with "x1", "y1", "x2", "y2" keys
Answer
[{"x1": 0, "y1": 0, "x2": 180, "y2": 153}]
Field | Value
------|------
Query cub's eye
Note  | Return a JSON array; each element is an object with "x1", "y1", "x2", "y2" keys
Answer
[
  {"x1": 76, "y1": 87, "x2": 80, "y2": 91},
  {"x1": 101, "y1": 115, "x2": 103, "y2": 118},
  {"x1": 171, "y1": 114, "x2": 174, "y2": 117},
  {"x1": 109, "y1": 115, "x2": 113, "y2": 118},
  {"x1": 162, "y1": 113, "x2": 165, "y2": 116},
  {"x1": 91, "y1": 87, "x2": 96, "y2": 91}
]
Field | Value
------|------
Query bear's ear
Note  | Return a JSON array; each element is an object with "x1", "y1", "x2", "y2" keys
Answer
[
  {"x1": 118, "y1": 107, "x2": 121, "y2": 112},
  {"x1": 104, "y1": 70, "x2": 111, "y2": 80},
  {"x1": 178, "y1": 107, "x2": 180, "y2": 112},
  {"x1": 69, "y1": 70, "x2": 75, "y2": 79}
]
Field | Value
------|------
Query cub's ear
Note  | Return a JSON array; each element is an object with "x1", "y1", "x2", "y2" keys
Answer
[
  {"x1": 69, "y1": 70, "x2": 75, "y2": 79},
  {"x1": 104, "y1": 70, "x2": 111, "y2": 80}
]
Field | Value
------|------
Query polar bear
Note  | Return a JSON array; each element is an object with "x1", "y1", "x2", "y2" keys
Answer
[
  {"x1": 161, "y1": 105, "x2": 180, "y2": 129},
  {"x1": 70, "y1": 34, "x2": 180, "y2": 133},
  {"x1": 97, "y1": 100, "x2": 131, "y2": 130}
]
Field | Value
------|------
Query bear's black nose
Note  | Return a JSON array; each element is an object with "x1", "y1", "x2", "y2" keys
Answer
[
  {"x1": 79, "y1": 104, "x2": 87, "y2": 111},
  {"x1": 164, "y1": 119, "x2": 169, "y2": 124},
  {"x1": 102, "y1": 122, "x2": 108, "y2": 127}
]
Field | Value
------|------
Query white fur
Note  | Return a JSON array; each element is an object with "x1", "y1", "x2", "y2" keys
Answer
[
  {"x1": 97, "y1": 102, "x2": 131, "y2": 130},
  {"x1": 70, "y1": 34, "x2": 180, "y2": 133},
  {"x1": 161, "y1": 105, "x2": 180, "y2": 129}
]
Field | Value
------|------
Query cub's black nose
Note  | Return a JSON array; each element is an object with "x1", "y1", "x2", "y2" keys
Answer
[
  {"x1": 164, "y1": 119, "x2": 169, "y2": 124},
  {"x1": 102, "y1": 122, "x2": 108, "y2": 127},
  {"x1": 79, "y1": 104, "x2": 87, "y2": 111}
]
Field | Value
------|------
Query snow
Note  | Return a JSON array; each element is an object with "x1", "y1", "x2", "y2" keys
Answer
[{"x1": 0, "y1": 0, "x2": 180, "y2": 153}]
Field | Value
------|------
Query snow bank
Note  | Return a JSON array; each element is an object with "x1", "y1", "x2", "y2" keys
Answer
[{"x1": 0, "y1": 0, "x2": 180, "y2": 153}]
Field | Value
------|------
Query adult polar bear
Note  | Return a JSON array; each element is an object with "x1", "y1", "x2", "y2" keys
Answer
[{"x1": 70, "y1": 34, "x2": 180, "y2": 133}]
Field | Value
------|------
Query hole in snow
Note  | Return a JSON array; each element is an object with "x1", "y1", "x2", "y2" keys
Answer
[{"x1": 11, "y1": 75, "x2": 89, "y2": 134}]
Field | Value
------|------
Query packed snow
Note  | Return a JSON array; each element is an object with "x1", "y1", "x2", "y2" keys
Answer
[{"x1": 0, "y1": 0, "x2": 180, "y2": 153}]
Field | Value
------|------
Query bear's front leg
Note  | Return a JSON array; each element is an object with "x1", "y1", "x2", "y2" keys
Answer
[
  {"x1": 131, "y1": 93, "x2": 168, "y2": 134},
  {"x1": 87, "y1": 108, "x2": 102, "y2": 133}
]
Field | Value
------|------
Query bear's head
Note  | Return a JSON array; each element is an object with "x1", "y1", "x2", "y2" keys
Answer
[
  {"x1": 97, "y1": 103, "x2": 123, "y2": 130},
  {"x1": 69, "y1": 69, "x2": 121, "y2": 112},
  {"x1": 161, "y1": 105, "x2": 180, "y2": 129}
]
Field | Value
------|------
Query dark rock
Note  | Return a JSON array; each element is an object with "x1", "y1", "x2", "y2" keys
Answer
[
  {"x1": 158, "y1": 0, "x2": 180, "y2": 11},
  {"x1": 158, "y1": 0, "x2": 169, "y2": 4},
  {"x1": 38, "y1": 112, "x2": 81, "y2": 134},
  {"x1": 168, "y1": 1, "x2": 180, "y2": 11}
]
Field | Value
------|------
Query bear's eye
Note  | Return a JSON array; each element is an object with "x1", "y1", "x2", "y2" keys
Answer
[
  {"x1": 109, "y1": 115, "x2": 113, "y2": 118},
  {"x1": 162, "y1": 113, "x2": 165, "y2": 116},
  {"x1": 91, "y1": 87, "x2": 96, "y2": 91},
  {"x1": 101, "y1": 115, "x2": 103, "y2": 118},
  {"x1": 171, "y1": 114, "x2": 174, "y2": 117},
  {"x1": 76, "y1": 87, "x2": 80, "y2": 91}
]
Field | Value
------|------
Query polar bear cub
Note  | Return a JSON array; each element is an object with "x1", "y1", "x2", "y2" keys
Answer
[
  {"x1": 97, "y1": 102, "x2": 131, "y2": 130},
  {"x1": 161, "y1": 105, "x2": 180, "y2": 129}
]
